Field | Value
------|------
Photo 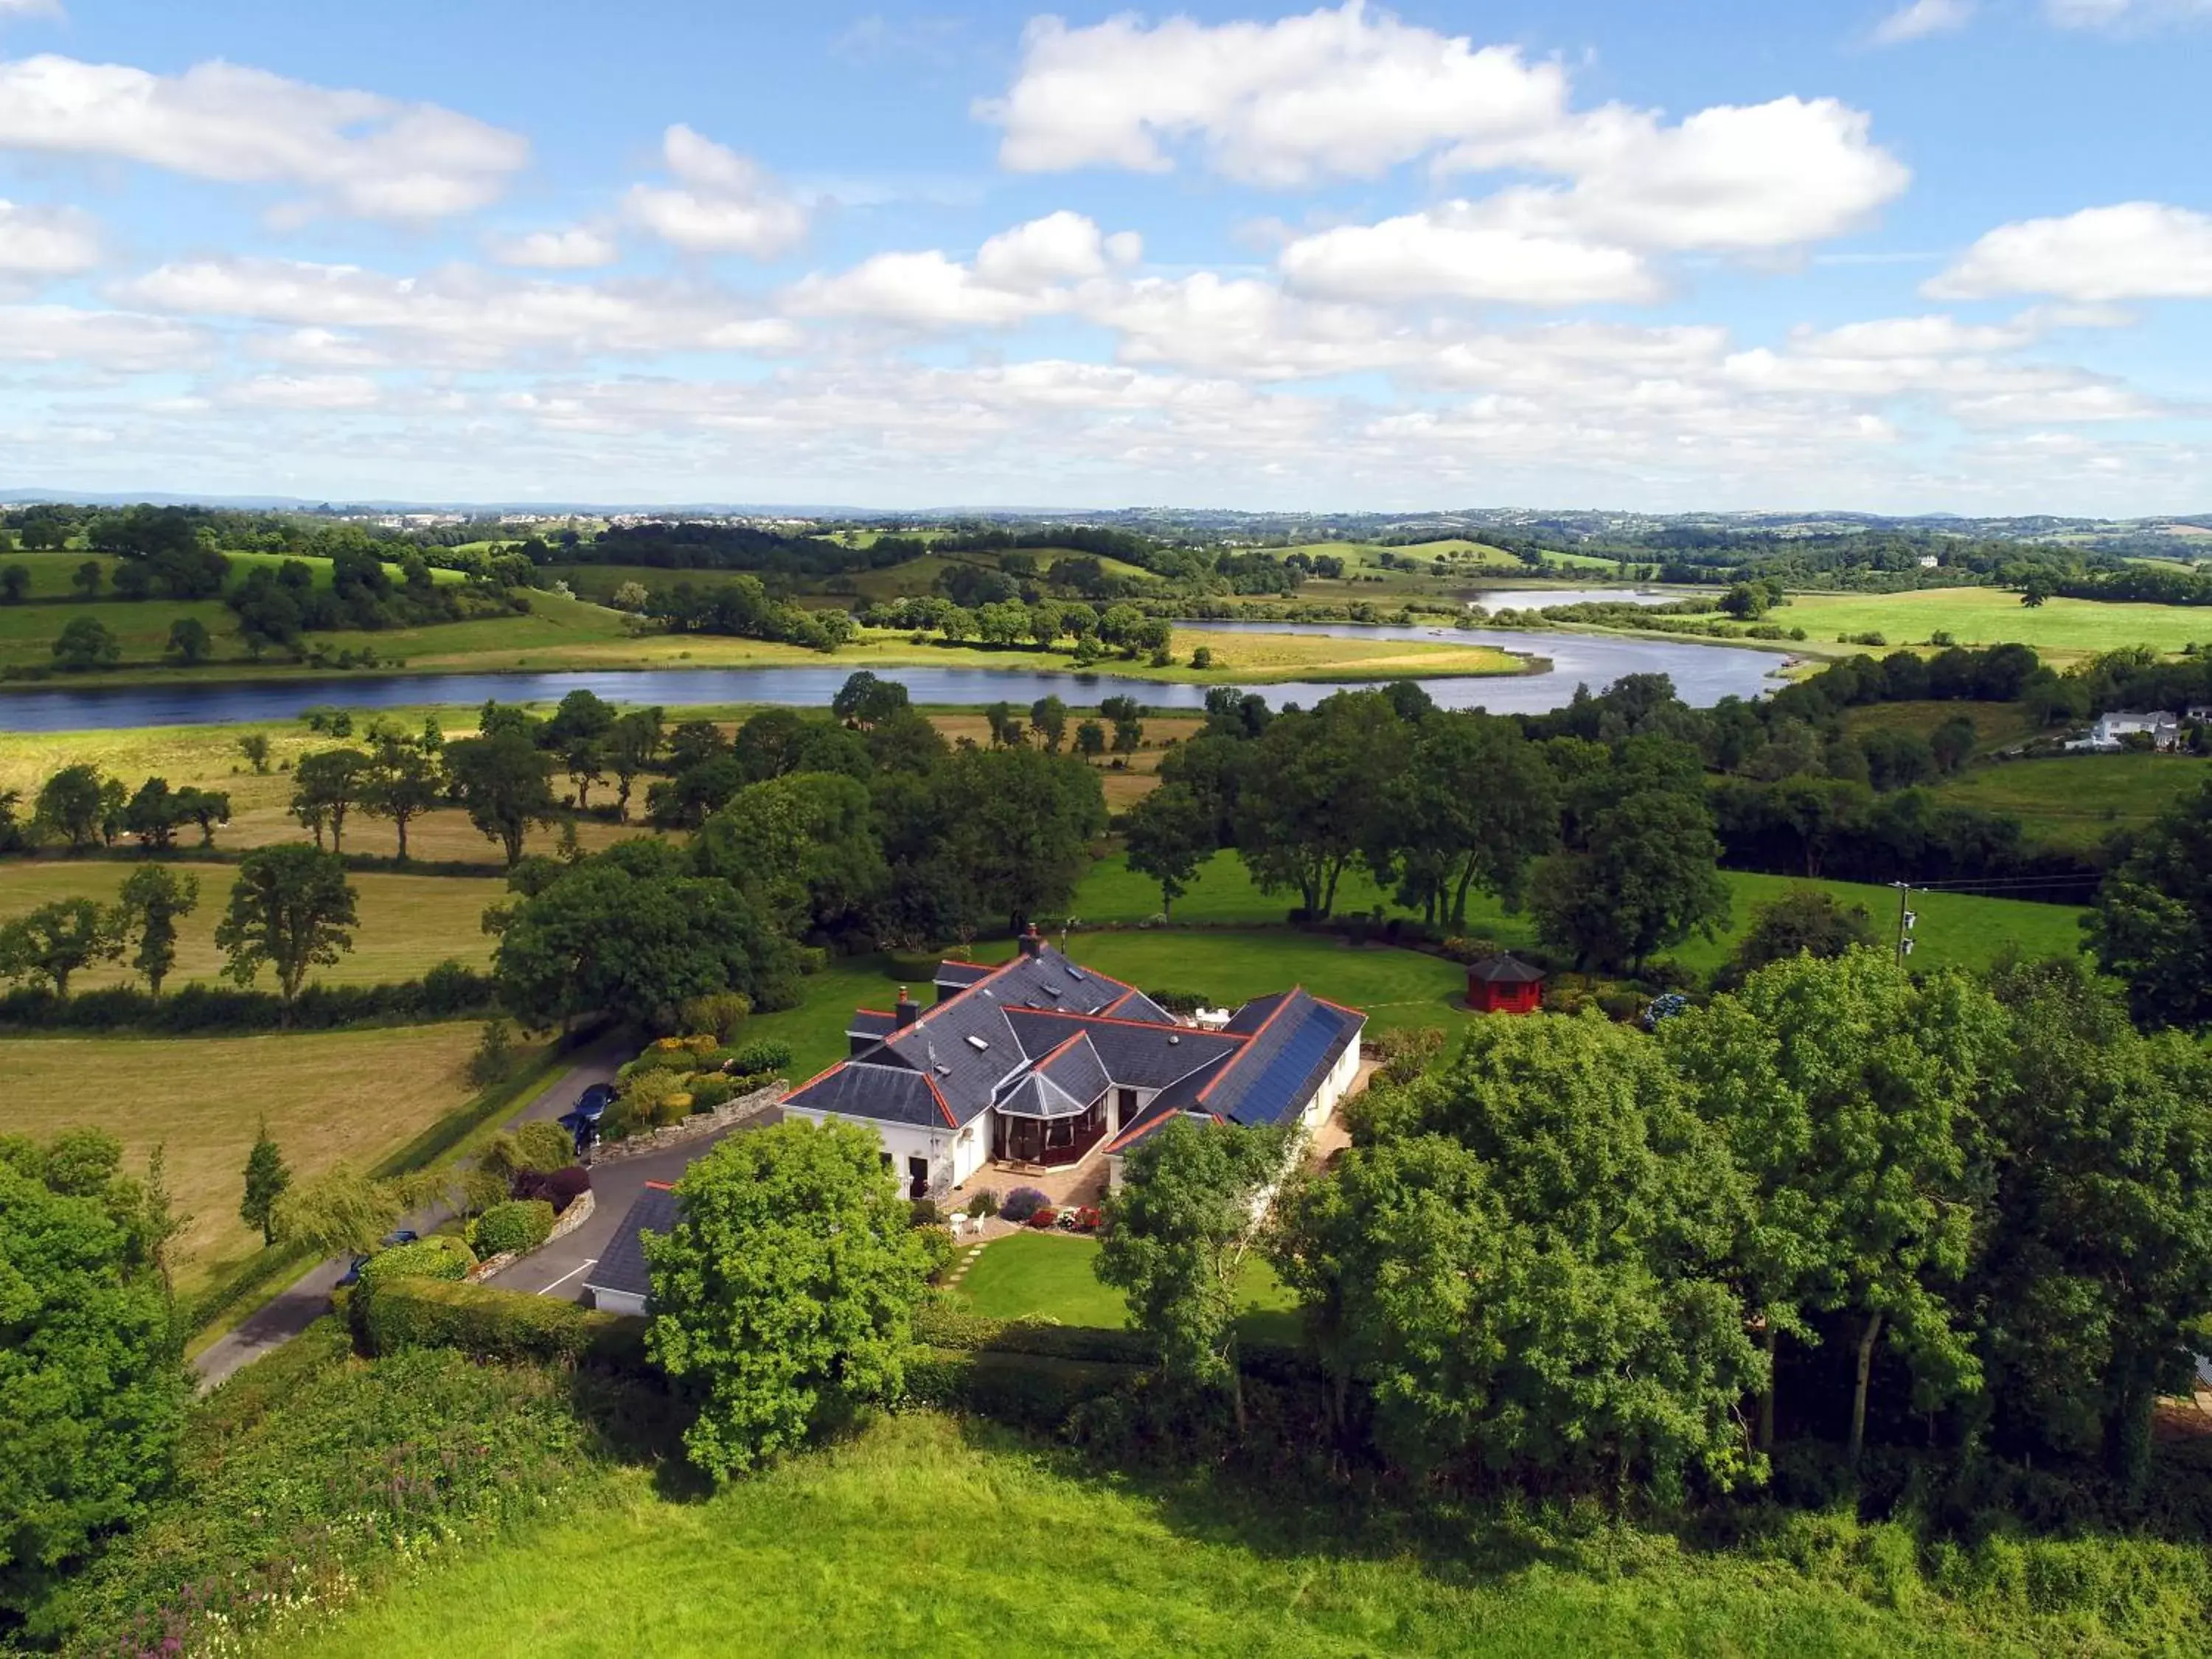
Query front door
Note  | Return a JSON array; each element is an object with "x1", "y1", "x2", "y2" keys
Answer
[{"x1": 907, "y1": 1155, "x2": 929, "y2": 1200}]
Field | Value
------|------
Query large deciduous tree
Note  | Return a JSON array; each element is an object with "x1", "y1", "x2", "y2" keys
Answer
[
  {"x1": 1381, "y1": 712, "x2": 1560, "y2": 928},
  {"x1": 290, "y1": 747, "x2": 369, "y2": 853},
  {"x1": 238, "y1": 1121, "x2": 291, "y2": 1248},
  {"x1": 1233, "y1": 692, "x2": 1410, "y2": 919},
  {"x1": 0, "y1": 1131, "x2": 188, "y2": 1621},
  {"x1": 1663, "y1": 950, "x2": 2004, "y2": 1461},
  {"x1": 691, "y1": 773, "x2": 888, "y2": 939},
  {"x1": 1714, "y1": 885, "x2": 1877, "y2": 990},
  {"x1": 113, "y1": 863, "x2": 200, "y2": 998},
  {"x1": 1531, "y1": 789, "x2": 1730, "y2": 972},
  {"x1": 1099, "y1": 1117, "x2": 1287, "y2": 1434},
  {"x1": 0, "y1": 897, "x2": 119, "y2": 996},
  {"x1": 1121, "y1": 781, "x2": 1215, "y2": 918},
  {"x1": 360, "y1": 737, "x2": 443, "y2": 862},
  {"x1": 644, "y1": 1119, "x2": 929, "y2": 1481},
  {"x1": 32, "y1": 764, "x2": 106, "y2": 852},
  {"x1": 445, "y1": 730, "x2": 559, "y2": 866},
  {"x1": 2086, "y1": 776, "x2": 2212, "y2": 1029},
  {"x1": 214, "y1": 844, "x2": 358, "y2": 1025}
]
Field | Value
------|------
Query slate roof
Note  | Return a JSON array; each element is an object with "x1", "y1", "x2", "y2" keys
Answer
[
  {"x1": 585, "y1": 1182, "x2": 679, "y2": 1304},
  {"x1": 1468, "y1": 953, "x2": 1546, "y2": 985},
  {"x1": 784, "y1": 936, "x2": 1365, "y2": 1147},
  {"x1": 846, "y1": 1009, "x2": 898, "y2": 1041}
]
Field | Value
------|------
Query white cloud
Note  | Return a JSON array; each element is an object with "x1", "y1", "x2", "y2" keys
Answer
[
  {"x1": 0, "y1": 198, "x2": 99, "y2": 274},
  {"x1": 1873, "y1": 0, "x2": 1976, "y2": 44},
  {"x1": 1086, "y1": 273, "x2": 1419, "y2": 378},
  {"x1": 0, "y1": 1, "x2": 64, "y2": 16},
  {"x1": 487, "y1": 225, "x2": 619, "y2": 269},
  {"x1": 1279, "y1": 209, "x2": 1660, "y2": 305},
  {"x1": 2046, "y1": 0, "x2": 2212, "y2": 28},
  {"x1": 983, "y1": 2, "x2": 1569, "y2": 185},
  {"x1": 215, "y1": 373, "x2": 384, "y2": 411},
  {"x1": 623, "y1": 124, "x2": 807, "y2": 257},
  {"x1": 1928, "y1": 202, "x2": 2212, "y2": 299},
  {"x1": 786, "y1": 212, "x2": 1136, "y2": 329},
  {"x1": 114, "y1": 257, "x2": 801, "y2": 364},
  {"x1": 248, "y1": 327, "x2": 392, "y2": 369},
  {"x1": 0, "y1": 303, "x2": 205, "y2": 369},
  {"x1": 0, "y1": 54, "x2": 527, "y2": 218}
]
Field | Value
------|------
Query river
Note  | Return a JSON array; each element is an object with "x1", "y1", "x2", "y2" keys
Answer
[
  {"x1": 0, "y1": 623, "x2": 1786, "y2": 732},
  {"x1": 1464, "y1": 586, "x2": 1687, "y2": 612}
]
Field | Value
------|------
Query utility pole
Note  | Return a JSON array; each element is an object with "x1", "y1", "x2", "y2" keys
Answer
[{"x1": 1891, "y1": 881, "x2": 1917, "y2": 968}]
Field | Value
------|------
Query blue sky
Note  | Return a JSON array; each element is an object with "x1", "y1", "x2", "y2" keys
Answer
[{"x1": 1, "y1": 0, "x2": 2208, "y2": 512}]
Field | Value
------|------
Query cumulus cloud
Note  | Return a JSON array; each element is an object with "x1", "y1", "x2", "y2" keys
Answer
[
  {"x1": 0, "y1": 198, "x2": 100, "y2": 274},
  {"x1": 984, "y1": 2, "x2": 1570, "y2": 185},
  {"x1": 2046, "y1": 1, "x2": 2212, "y2": 28},
  {"x1": 0, "y1": 303, "x2": 206, "y2": 369},
  {"x1": 114, "y1": 257, "x2": 800, "y2": 364},
  {"x1": 0, "y1": 54, "x2": 527, "y2": 218},
  {"x1": 1928, "y1": 202, "x2": 2212, "y2": 299},
  {"x1": 487, "y1": 225, "x2": 619, "y2": 269},
  {"x1": 1873, "y1": 0, "x2": 1976, "y2": 44},
  {"x1": 623, "y1": 124, "x2": 807, "y2": 257},
  {"x1": 786, "y1": 212, "x2": 1138, "y2": 328},
  {"x1": 1279, "y1": 210, "x2": 1660, "y2": 306},
  {"x1": 215, "y1": 373, "x2": 385, "y2": 411},
  {"x1": 0, "y1": 1, "x2": 65, "y2": 17}
]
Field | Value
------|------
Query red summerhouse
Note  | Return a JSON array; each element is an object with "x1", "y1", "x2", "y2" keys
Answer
[{"x1": 1467, "y1": 953, "x2": 1545, "y2": 1015}]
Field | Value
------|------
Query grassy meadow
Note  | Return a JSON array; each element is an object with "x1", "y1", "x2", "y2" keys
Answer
[
  {"x1": 1787, "y1": 588, "x2": 2212, "y2": 658},
  {"x1": 1941, "y1": 754, "x2": 2211, "y2": 853},
  {"x1": 270, "y1": 1410, "x2": 2002, "y2": 1659},
  {"x1": 1, "y1": 1022, "x2": 490, "y2": 1292},
  {"x1": 0, "y1": 859, "x2": 503, "y2": 987}
]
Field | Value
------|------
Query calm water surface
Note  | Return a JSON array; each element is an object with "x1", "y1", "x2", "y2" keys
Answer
[{"x1": 0, "y1": 624, "x2": 1785, "y2": 732}]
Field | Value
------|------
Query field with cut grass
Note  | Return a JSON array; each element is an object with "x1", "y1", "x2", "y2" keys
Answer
[
  {"x1": 1840, "y1": 698, "x2": 2044, "y2": 757},
  {"x1": 0, "y1": 1021, "x2": 490, "y2": 1291},
  {"x1": 0, "y1": 594, "x2": 237, "y2": 672},
  {"x1": 1941, "y1": 754, "x2": 2210, "y2": 853},
  {"x1": 955, "y1": 1231, "x2": 1299, "y2": 1343},
  {"x1": 0, "y1": 549, "x2": 465, "y2": 599},
  {"x1": 1786, "y1": 588, "x2": 2212, "y2": 658},
  {"x1": 271, "y1": 1410, "x2": 2003, "y2": 1659},
  {"x1": 0, "y1": 858, "x2": 504, "y2": 987}
]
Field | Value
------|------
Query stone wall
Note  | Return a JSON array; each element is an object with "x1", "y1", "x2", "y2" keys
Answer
[{"x1": 590, "y1": 1079, "x2": 787, "y2": 1165}]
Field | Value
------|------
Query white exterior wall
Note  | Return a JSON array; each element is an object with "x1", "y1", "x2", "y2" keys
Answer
[
  {"x1": 587, "y1": 1286, "x2": 647, "y2": 1318},
  {"x1": 781, "y1": 1105, "x2": 987, "y2": 1199}
]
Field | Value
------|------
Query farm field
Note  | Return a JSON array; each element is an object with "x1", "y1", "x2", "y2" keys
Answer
[
  {"x1": 276, "y1": 1411, "x2": 1978, "y2": 1659},
  {"x1": 0, "y1": 549, "x2": 465, "y2": 599},
  {"x1": 1071, "y1": 852, "x2": 2088, "y2": 975},
  {"x1": 0, "y1": 1022, "x2": 487, "y2": 1292},
  {"x1": 1941, "y1": 754, "x2": 2209, "y2": 852},
  {"x1": 1786, "y1": 588, "x2": 2212, "y2": 658},
  {"x1": 954, "y1": 1231, "x2": 1300, "y2": 1344},
  {"x1": 0, "y1": 595, "x2": 236, "y2": 672},
  {"x1": 1840, "y1": 698, "x2": 2044, "y2": 757},
  {"x1": 0, "y1": 859, "x2": 504, "y2": 987}
]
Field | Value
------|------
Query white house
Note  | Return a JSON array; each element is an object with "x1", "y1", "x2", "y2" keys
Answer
[{"x1": 2081, "y1": 710, "x2": 2180, "y2": 751}]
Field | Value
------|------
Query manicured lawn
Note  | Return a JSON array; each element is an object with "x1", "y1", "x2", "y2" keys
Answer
[
  {"x1": 276, "y1": 1411, "x2": 1974, "y2": 1659},
  {"x1": 954, "y1": 1231, "x2": 1300, "y2": 1343},
  {"x1": 0, "y1": 858, "x2": 505, "y2": 987},
  {"x1": 1941, "y1": 754, "x2": 2209, "y2": 852},
  {"x1": 0, "y1": 1022, "x2": 490, "y2": 1292},
  {"x1": 1786, "y1": 588, "x2": 2212, "y2": 658}
]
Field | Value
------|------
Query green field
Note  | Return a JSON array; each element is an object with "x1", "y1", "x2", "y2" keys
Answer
[
  {"x1": 0, "y1": 1022, "x2": 493, "y2": 1290},
  {"x1": 1942, "y1": 754, "x2": 2209, "y2": 852},
  {"x1": 955, "y1": 1231, "x2": 1298, "y2": 1342},
  {"x1": 1787, "y1": 588, "x2": 2212, "y2": 658},
  {"x1": 273, "y1": 1408, "x2": 2001, "y2": 1659},
  {"x1": 0, "y1": 549, "x2": 465, "y2": 599},
  {"x1": 0, "y1": 858, "x2": 502, "y2": 988}
]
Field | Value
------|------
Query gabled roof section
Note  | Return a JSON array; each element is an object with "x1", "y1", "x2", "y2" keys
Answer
[
  {"x1": 584, "y1": 1182, "x2": 679, "y2": 1303},
  {"x1": 1468, "y1": 953, "x2": 1546, "y2": 985},
  {"x1": 1034, "y1": 1032, "x2": 1109, "y2": 1107},
  {"x1": 934, "y1": 960, "x2": 991, "y2": 990},
  {"x1": 1202, "y1": 990, "x2": 1366, "y2": 1130},
  {"x1": 846, "y1": 1009, "x2": 897, "y2": 1041},
  {"x1": 996, "y1": 1071, "x2": 1092, "y2": 1121},
  {"x1": 785, "y1": 1060, "x2": 960, "y2": 1128},
  {"x1": 1103, "y1": 987, "x2": 1178, "y2": 1025}
]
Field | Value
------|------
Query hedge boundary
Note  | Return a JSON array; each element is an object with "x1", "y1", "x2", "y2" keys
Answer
[
  {"x1": 355, "y1": 1275, "x2": 648, "y2": 1369},
  {"x1": 0, "y1": 966, "x2": 496, "y2": 1036}
]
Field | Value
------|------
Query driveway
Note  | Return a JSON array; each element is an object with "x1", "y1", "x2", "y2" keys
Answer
[
  {"x1": 192, "y1": 1034, "x2": 629, "y2": 1393},
  {"x1": 495, "y1": 1105, "x2": 782, "y2": 1301}
]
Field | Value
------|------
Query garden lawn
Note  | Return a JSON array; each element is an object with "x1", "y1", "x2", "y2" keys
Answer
[
  {"x1": 954, "y1": 1231, "x2": 1299, "y2": 1343},
  {"x1": 1785, "y1": 588, "x2": 2212, "y2": 658},
  {"x1": 1073, "y1": 852, "x2": 2087, "y2": 978},
  {"x1": 1940, "y1": 754, "x2": 2210, "y2": 853},
  {"x1": 0, "y1": 858, "x2": 504, "y2": 987},
  {"x1": 0, "y1": 1022, "x2": 486, "y2": 1292},
  {"x1": 271, "y1": 1411, "x2": 1983, "y2": 1659}
]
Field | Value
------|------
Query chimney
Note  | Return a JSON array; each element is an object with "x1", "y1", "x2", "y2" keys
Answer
[
  {"x1": 894, "y1": 987, "x2": 919, "y2": 1029},
  {"x1": 1017, "y1": 925, "x2": 1043, "y2": 959}
]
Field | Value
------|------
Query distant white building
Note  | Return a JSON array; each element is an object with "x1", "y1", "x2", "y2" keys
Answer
[
  {"x1": 1917, "y1": 554, "x2": 1941, "y2": 569},
  {"x1": 2079, "y1": 711, "x2": 2180, "y2": 751}
]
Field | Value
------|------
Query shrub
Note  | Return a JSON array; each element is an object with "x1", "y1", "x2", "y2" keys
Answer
[
  {"x1": 610, "y1": 1067, "x2": 688, "y2": 1136},
  {"x1": 1144, "y1": 989, "x2": 1216, "y2": 1016},
  {"x1": 1000, "y1": 1186, "x2": 1048, "y2": 1224},
  {"x1": 1068, "y1": 1206, "x2": 1102, "y2": 1232},
  {"x1": 1029, "y1": 1206, "x2": 1060, "y2": 1230},
  {"x1": 728, "y1": 1038, "x2": 793, "y2": 1076},
  {"x1": 914, "y1": 1298, "x2": 1158, "y2": 1366},
  {"x1": 918, "y1": 1227, "x2": 957, "y2": 1284},
  {"x1": 909, "y1": 1196, "x2": 942, "y2": 1227},
  {"x1": 676, "y1": 990, "x2": 751, "y2": 1041},
  {"x1": 422, "y1": 959, "x2": 490, "y2": 1019},
  {"x1": 885, "y1": 951, "x2": 940, "y2": 982},
  {"x1": 355, "y1": 1235, "x2": 474, "y2": 1292},
  {"x1": 687, "y1": 1074, "x2": 734, "y2": 1110},
  {"x1": 967, "y1": 1189, "x2": 999, "y2": 1218},
  {"x1": 900, "y1": 1346, "x2": 1135, "y2": 1431},
  {"x1": 508, "y1": 1119, "x2": 574, "y2": 1174},
  {"x1": 356, "y1": 1275, "x2": 648, "y2": 1368},
  {"x1": 471, "y1": 1198, "x2": 555, "y2": 1258}
]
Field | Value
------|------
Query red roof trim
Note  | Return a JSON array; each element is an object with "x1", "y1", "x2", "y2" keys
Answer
[
  {"x1": 924, "y1": 1074, "x2": 959, "y2": 1128},
  {"x1": 644, "y1": 1180, "x2": 674, "y2": 1192},
  {"x1": 1006, "y1": 1006, "x2": 1252, "y2": 1040}
]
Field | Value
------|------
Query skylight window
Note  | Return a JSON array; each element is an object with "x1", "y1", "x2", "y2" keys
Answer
[{"x1": 966, "y1": 1034, "x2": 990, "y2": 1052}]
